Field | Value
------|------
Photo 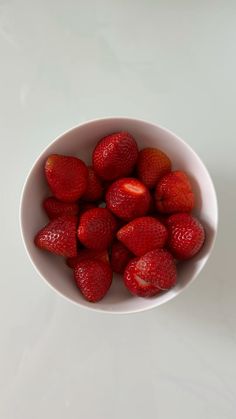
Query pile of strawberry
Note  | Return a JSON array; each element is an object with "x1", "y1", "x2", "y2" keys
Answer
[{"x1": 35, "y1": 132, "x2": 205, "y2": 302}]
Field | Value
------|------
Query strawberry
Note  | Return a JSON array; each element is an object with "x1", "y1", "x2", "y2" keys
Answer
[
  {"x1": 117, "y1": 216, "x2": 168, "y2": 256},
  {"x1": 74, "y1": 259, "x2": 112, "y2": 302},
  {"x1": 106, "y1": 178, "x2": 151, "y2": 221},
  {"x1": 67, "y1": 249, "x2": 109, "y2": 269},
  {"x1": 124, "y1": 249, "x2": 176, "y2": 292},
  {"x1": 34, "y1": 215, "x2": 77, "y2": 257},
  {"x1": 82, "y1": 166, "x2": 103, "y2": 202},
  {"x1": 124, "y1": 258, "x2": 161, "y2": 297},
  {"x1": 77, "y1": 208, "x2": 117, "y2": 250},
  {"x1": 134, "y1": 249, "x2": 177, "y2": 290},
  {"x1": 137, "y1": 147, "x2": 171, "y2": 189},
  {"x1": 110, "y1": 241, "x2": 133, "y2": 274},
  {"x1": 45, "y1": 154, "x2": 88, "y2": 202},
  {"x1": 92, "y1": 132, "x2": 138, "y2": 180},
  {"x1": 166, "y1": 213, "x2": 205, "y2": 260},
  {"x1": 155, "y1": 171, "x2": 194, "y2": 213},
  {"x1": 43, "y1": 197, "x2": 79, "y2": 219}
]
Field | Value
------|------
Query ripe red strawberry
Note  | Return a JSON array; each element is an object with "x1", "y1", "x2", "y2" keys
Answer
[
  {"x1": 155, "y1": 171, "x2": 194, "y2": 213},
  {"x1": 110, "y1": 241, "x2": 133, "y2": 274},
  {"x1": 77, "y1": 208, "x2": 117, "y2": 250},
  {"x1": 43, "y1": 197, "x2": 79, "y2": 219},
  {"x1": 82, "y1": 167, "x2": 103, "y2": 202},
  {"x1": 67, "y1": 249, "x2": 109, "y2": 269},
  {"x1": 134, "y1": 249, "x2": 177, "y2": 290},
  {"x1": 74, "y1": 259, "x2": 112, "y2": 302},
  {"x1": 124, "y1": 258, "x2": 161, "y2": 297},
  {"x1": 137, "y1": 147, "x2": 171, "y2": 189},
  {"x1": 34, "y1": 215, "x2": 77, "y2": 257},
  {"x1": 117, "y1": 216, "x2": 168, "y2": 256},
  {"x1": 166, "y1": 213, "x2": 205, "y2": 260},
  {"x1": 45, "y1": 154, "x2": 88, "y2": 202},
  {"x1": 106, "y1": 178, "x2": 151, "y2": 221},
  {"x1": 92, "y1": 132, "x2": 138, "y2": 180}
]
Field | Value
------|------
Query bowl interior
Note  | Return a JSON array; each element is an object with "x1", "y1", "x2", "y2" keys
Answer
[{"x1": 20, "y1": 118, "x2": 218, "y2": 313}]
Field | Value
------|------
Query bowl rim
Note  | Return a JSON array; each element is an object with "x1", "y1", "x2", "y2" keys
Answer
[{"x1": 19, "y1": 116, "x2": 219, "y2": 314}]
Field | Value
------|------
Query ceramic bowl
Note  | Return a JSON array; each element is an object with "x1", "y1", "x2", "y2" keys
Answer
[{"x1": 20, "y1": 117, "x2": 218, "y2": 314}]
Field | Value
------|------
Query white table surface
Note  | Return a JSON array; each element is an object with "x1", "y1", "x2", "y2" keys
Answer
[{"x1": 1, "y1": 1, "x2": 236, "y2": 418}]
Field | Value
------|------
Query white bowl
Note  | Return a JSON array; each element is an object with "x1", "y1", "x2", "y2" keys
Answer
[{"x1": 20, "y1": 117, "x2": 218, "y2": 314}]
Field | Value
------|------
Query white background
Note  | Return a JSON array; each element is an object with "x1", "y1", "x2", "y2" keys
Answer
[{"x1": 1, "y1": 1, "x2": 236, "y2": 418}]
